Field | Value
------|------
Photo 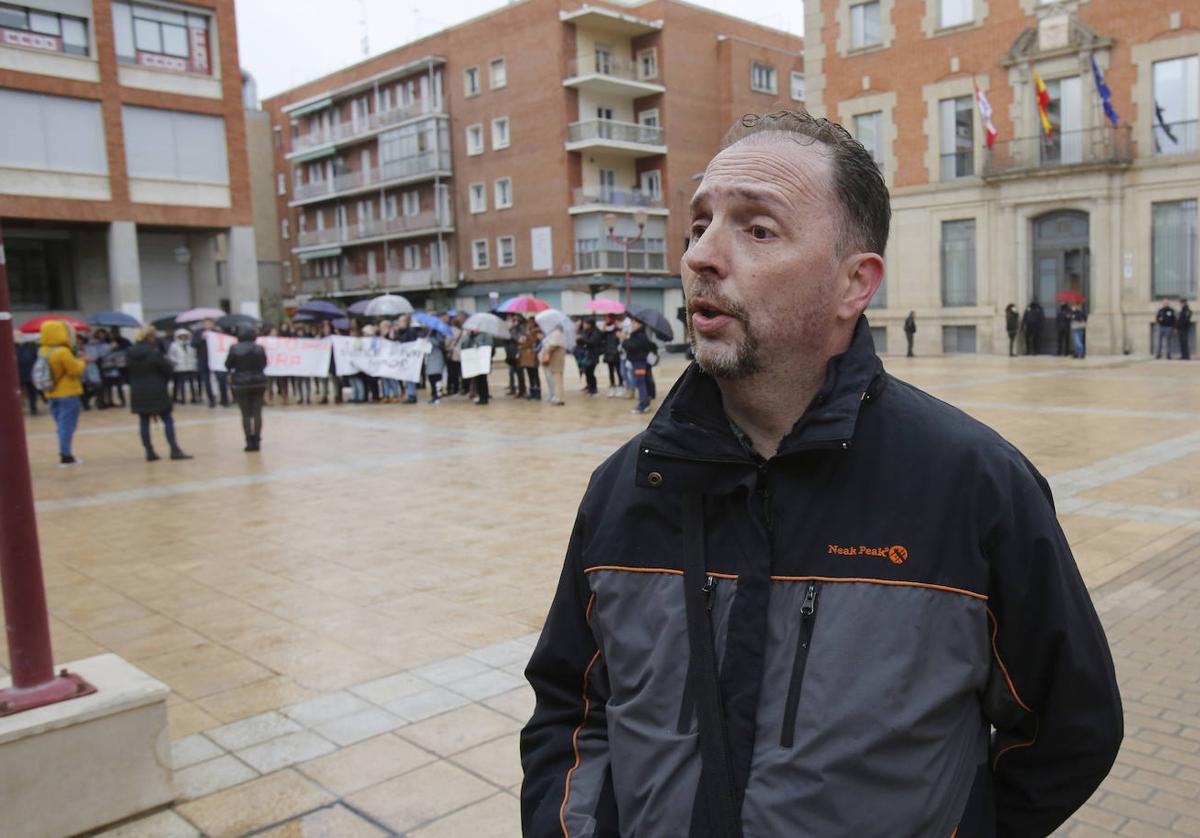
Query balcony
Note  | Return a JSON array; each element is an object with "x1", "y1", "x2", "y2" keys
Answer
[
  {"x1": 570, "y1": 187, "x2": 667, "y2": 215},
  {"x1": 291, "y1": 150, "x2": 453, "y2": 206},
  {"x1": 983, "y1": 125, "x2": 1133, "y2": 179},
  {"x1": 289, "y1": 101, "x2": 446, "y2": 157},
  {"x1": 301, "y1": 267, "x2": 450, "y2": 294},
  {"x1": 295, "y1": 210, "x2": 453, "y2": 252},
  {"x1": 575, "y1": 238, "x2": 667, "y2": 273},
  {"x1": 565, "y1": 120, "x2": 666, "y2": 158},
  {"x1": 1153, "y1": 120, "x2": 1199, "y2": 157},
  {"x1": 562, "y1": 55, "x2": 664, "y2": 97}
]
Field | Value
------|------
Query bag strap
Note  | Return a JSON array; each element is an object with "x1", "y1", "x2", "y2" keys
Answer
[{"x1": 682, "y1": 493, "x2": 744, "y2": 838}]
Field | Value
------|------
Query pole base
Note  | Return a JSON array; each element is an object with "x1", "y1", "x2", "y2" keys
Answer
[{"x1": 0, "y1": 671, "x2": 97, "y2": 716}]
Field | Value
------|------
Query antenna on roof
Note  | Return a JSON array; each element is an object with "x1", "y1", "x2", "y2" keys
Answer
[{"x1": 358, "y1": 0, "x2": 369, "y2": 57}]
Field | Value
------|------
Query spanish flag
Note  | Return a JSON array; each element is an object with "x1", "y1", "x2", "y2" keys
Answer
[{"x1": 1033, "y1": 69, "x2": 1053, "y2": 137}]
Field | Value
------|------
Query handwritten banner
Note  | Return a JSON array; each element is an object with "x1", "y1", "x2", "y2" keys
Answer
[
  {"x1": 206, "y1": 333, "x2": 332, "y2": 378},
  {"x1": 330, "y1": 335, "x2": 432, "y2": 381},
  {"x1": 460, "y1": 345, "x2": 493, "y2": 379}
]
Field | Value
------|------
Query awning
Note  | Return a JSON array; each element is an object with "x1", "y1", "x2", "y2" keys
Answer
[
  {"x1": 297, "y1": 247, "x2": 343, "y2": 261},
  {"x1": 287, "y1": 96, "x2": 333, "y2": 117},
  {"x1": 289, "y1": 146, "x2": 336, "y2": 164}
]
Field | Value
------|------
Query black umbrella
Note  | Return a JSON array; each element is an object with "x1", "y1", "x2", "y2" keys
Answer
[
  {"x1": 216, "y1": 313, "x2": 261, "y2": 333},
  {"x1": 86, "y1": 310, "x2": 142, "y2": 329},
  {"x1": 630, "y1": 306, "x2": 674, "y2": 341},
  {"x1": 151, "y1": 314, "x2": 179, "y2": 332}
]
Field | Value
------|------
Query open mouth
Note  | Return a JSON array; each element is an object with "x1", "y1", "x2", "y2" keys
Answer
[{"x1": 690, "y1": 300, "x2": 737, "y2": 333}]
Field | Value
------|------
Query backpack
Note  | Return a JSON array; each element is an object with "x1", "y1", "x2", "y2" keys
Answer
[{"x1": 32, "y1": 354, "x2": 56, "y2": 392}]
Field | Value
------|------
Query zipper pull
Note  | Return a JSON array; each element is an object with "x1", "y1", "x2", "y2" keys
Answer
[
  {"x1": 800, "y1": 582, "x2": 818, "y2": 619},
  {"x1": 702, "y1": 575, "x2": 716, "y2": 611}
]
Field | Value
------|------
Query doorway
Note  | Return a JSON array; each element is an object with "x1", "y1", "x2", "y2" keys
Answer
[{"x1": 1031, "y1": 211, "x2": 1089, "y2": 354}]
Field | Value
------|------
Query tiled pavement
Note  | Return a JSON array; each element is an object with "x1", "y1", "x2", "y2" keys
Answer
[{"x1": 4, "y1": 352, "x2": 1200, "y2": 835}]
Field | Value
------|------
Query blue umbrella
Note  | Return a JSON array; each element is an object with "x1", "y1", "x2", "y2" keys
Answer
[
  {"x1": 296, "y1": 300, "x2": 346, "y2": 319},
  {"x1": 413, "y1": 311, "x2": 453, "y2": 336},
  {"x1": 86, "y1": 310, "x2": 141, "y2": 328},
  {"x1": 347, "y1": 300, "x2": 372, "y2": 315}
]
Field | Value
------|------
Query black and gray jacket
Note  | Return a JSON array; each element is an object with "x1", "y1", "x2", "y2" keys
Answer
[{"x1": 521, "y1": 318, "x2": 1121, "y2": 837}]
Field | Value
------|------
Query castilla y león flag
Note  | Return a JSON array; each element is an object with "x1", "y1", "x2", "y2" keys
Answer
[
  {"x1": 1033, "y1": 69, "x2": 1053, "y2": 137},
  {"x1": 974, "y1": 82, "x2": 997, "y2": 148}
]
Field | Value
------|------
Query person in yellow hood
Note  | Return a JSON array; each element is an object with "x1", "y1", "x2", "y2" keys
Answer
[{"x1": 39, "y1": 319, "x2": 87, "y2": 465}]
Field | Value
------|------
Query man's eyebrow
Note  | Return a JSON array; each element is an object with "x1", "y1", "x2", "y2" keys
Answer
[{"x1": 689, "y1": 186, "x2": 787, "y2": 216}]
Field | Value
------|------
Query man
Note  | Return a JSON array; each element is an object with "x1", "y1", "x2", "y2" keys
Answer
[
  {"x1": 903, "y1": 309, "x2": 916, "y2": 356},
  {"x1": 1005, "y1": 303, "x2": 1020, "y2": 357},
  {"x1": 1179, "y1": 298, "x2": 1192, "y2": 360},
  {"x1": 1021, "y1": 300, "x2": 1044, "y2": 356},
  {"x1": 1155, "y1": 301, "x2": 1176, "y2": 359},
  {"x1": 1055, "y1": 302, "x2": 1072, "y2": 356},
  {"x1": 521, "y1": 111, "x2": 1121, "y2": 837},
  {"x1": 622, "y1": 317, "x2": 655, "y2": 414}
]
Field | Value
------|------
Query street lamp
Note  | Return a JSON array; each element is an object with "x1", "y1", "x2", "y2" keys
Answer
[{"x1": 604, "y1": 208, "x2": 647, "y2": 309}]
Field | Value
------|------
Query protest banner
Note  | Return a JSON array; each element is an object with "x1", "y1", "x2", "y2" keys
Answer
[
  {"x1": 206, "y1": 333, "x2": 332, "y2": 377},
  {"x1": 330, "y1": 335, "x2": 432, "y2": 381},
  {"x1": 460, "y1": 345, "x2": 493, "y2": 379}
]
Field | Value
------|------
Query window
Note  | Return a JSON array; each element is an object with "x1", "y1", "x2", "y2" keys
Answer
[
  {"x1": 466, "y1": 123, "x2": 483, "y2": 155},
  {"x1": 497, "y1": 235, "x2": 516, "y2": 267},
  {"x1": 850, "y1": 1, "x2": 881, "y2": 49},
  {"x1": 599, "y1": 168, "x2": 616, "y2": 202},
  {"x1": 5, "y1": 235, "x2": 77, "y2": 310},
  {"x1": 469, "y1": 182, "x2": 487, "y2": 213},
  {"x1": 1152, "y1": 200, "x2": 1197, "y2": 299},
  {"x1": 0, "y1": 89, "x2": 107, "y2": 174},
  {"x1": 112, "y1": 1, "x2": 212, "y2": 75},
  {"x1": 385, "y1": 195, "x2": 398, "y2": 219},
  {"x1": 941, "y1": 219, "x2": 976, "y2": 306},
  {"x1": 641, "y1": 170, "x2": 661, "y2": 197},
  {"x1": 489, "y1": 57, "x2": 506, "y2": 89},
  {"x1": 276, "y1": 173, "x2": 285, "y2": 195},
  {"x1": 1153, "y1": 56, "x2": 1199, "y2": 155},
  {"x1": 122, "y1": 105, "x2": 228, "y2": 183},
  {"x1": 472, "y1": 239, "x2": 489, "y2": 269},
  {"x1": 638, "y1": 48, "x2": 658, "y2": 80},
  {"x1": 272, "y1": 125, "x2": 281, "y2": 148},
  {"x1": 791, "y1": 71, "x2": 806, "y2": 102},
  {"x1": 938, "y1": 96, "x2": 974, "y2": 179},
  {"x1": 853, "y1": 111, "x2": 884, "y2": 172},
  {"x1": 492, "y1": 117, "x2": 510, "y2": 149},
  {"x1": 751, "y1": 62, "x2": 777, "y2": 94},
  {"x1": 0, "y1": 4, "x2": 90, "y2": 56},
  {"x1": 1040, "y1": 76, "x2": 1082, "y2": 165},
  {"x1": 939, "y1": 0, "x2": 971, "y2": 28},
  {"x1": 281, "y1": 218, "x2": 289, "y2": 240},
  {"x1": 403, "y1": 244, "x2": 420, "y2": 270},
  {"x1": 402, "y1": 190, "x2": 419, "y2": 216},
  {"x1": 942, "y1": 326, "x2": 977, "y2": 354},
  {"x1": 494, "y1": 177, "x2": 512, "y2": 209},
  {"x1": 464, "y1": 66, "x2": 480, "y2": 96}
]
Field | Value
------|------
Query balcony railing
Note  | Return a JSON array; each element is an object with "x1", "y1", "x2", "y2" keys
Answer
[
  {"x1": 571, "y1": 187, "x2": 664, "y2": 209},
  {"x1": 340, "y1": 267, "x2": 449, "y2": 292},
  {"x1": 292, "y1": 100, "x2": 444, "y2": 152},
  {"x1": 575, "y1": 239, "x2": 667, "y2": 272},
  {"x1": 939, "y1": 150, "x2": 975, "y2": 180},
  {"x1": 296, "y1": 209, "x2": 452, "y2": 249},
  {"x1": 568, "y1": 119, "x2": 664, "y2": 146},
  {"x1": 1154, "y1": 120, "x2": 1199, "y2": 156},
  {"x1": 565, "y1": 55, "x2": 656, "y2": 84},
  {"x1": 983, "y1": 125, "x2": 1133, "y2": 176},
  {"x1": 292, "y1": 150, "x2": 453, "y2": 202}
]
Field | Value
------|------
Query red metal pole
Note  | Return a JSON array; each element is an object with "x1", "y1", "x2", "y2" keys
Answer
[
  {"x1": 624, "y1": 242, "x2": 632, "y2": 310},
  {"x1": 0, "y1": 219, "x2": 95, "y2": 715}
]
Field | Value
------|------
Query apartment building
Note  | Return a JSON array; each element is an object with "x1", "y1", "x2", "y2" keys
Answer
[
  {"x1": 805, "y1": 0, "x2": 1200, "y2": 355},
  {"x1": 0, "y1": 0, "x2": 258, "y2": 325},
  {"x1": 264, "y1": 0, "x2": 802, "y2": 320}
]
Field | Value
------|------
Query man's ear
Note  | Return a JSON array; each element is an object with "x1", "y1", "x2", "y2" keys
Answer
[{"x1": 837, "y1": 252, "x2": 885, "y2": 321}]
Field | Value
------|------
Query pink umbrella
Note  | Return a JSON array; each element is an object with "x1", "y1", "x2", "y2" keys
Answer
[
  {"x1": 176, "y1": 307, "x2": 226, "y2": 324},
  {"x1": 585, "y1": 299, "x2": 625, "y2": 314},
  {"x1": 498, "y1": 296, "x2": 551, "y2": 314}
]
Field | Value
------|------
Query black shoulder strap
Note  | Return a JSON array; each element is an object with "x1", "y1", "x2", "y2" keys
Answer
[{"x1": 682, "y1": 494, "x2": 744, "y2": 838}]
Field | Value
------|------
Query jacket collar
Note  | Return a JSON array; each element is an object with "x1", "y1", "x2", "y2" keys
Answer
[{"x1": 639, "y1": 316, "x2": 886, "y2": 471}]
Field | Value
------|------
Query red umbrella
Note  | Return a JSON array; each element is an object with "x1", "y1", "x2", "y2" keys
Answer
[
  {"x1": 498, "y1": 296, "x2": 551, "y2": 314},
  {"x1": 18, "y1": 314, "x2": 89, "y2": 334},
  {"x1": 585, "y1": 299, "x2": 625, "y2": 314},
  {"x1": 1055, "y1": 290, "x2": 1086, "y2": 304}
]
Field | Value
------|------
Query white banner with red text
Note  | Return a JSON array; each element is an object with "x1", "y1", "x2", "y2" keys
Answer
[{"x1": 206, "y1": 333, "x2": 332, "y2": 378}]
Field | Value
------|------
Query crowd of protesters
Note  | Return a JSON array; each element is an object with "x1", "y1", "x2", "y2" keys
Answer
[{"x1": 15, "y1": 309, "x2": 665, "y2": 466}]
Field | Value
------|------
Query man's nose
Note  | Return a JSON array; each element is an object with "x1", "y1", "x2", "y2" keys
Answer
[{"x1": 682, "y1": 224, "x2": 728, "y2": 280}]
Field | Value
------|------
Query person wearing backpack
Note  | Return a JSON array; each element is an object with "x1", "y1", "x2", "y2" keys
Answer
[
  {"x1": 16, "y1": 338, "x2": 41, "y2": 416},
  {"x1": 38, "y1": 320, "x2": 87, "y2": 465}
]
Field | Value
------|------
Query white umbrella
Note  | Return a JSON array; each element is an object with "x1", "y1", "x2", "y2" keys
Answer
[
  {"x1": 462, "y1": 312, "x2": 511, "y2": 339},
  {"x1": 364, "y1": 294, "x2": 414, "y2": 317},
  {"x1": 535, "y1": 309, "x2": 577, "y2": 345}
]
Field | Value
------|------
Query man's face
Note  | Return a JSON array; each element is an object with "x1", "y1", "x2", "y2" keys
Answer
[{"x1": 682, "y1": 136, "x2": 845, "y2": 379}]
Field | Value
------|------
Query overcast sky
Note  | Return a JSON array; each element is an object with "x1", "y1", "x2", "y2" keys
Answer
[{"x1": 236, "y1": 0, "x2": 805, "y2": 102}]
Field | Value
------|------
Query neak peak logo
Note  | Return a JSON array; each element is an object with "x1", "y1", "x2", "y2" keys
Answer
[{"x1": 828, "y1": 544, "x2": 909, "y2": 565}]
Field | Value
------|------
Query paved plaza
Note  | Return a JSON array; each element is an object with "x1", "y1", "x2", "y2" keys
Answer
[{"x1": 4, "y1": 351, "x2": 1200, "y2": 836}]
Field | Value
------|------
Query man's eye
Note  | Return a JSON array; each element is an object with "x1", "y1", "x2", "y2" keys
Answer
[
  {"x1": 690, "y1": 224, "x2": 707, "y2": 239},
  {"x1": 750, "y1": 226, "x2": 776, "y2": 240}
]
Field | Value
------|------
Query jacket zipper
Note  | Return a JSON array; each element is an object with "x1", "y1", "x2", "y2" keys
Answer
[
  {"x1": 677, "y1": 575, "x2": 719, "y2": 734},
  {"x1": 780, "y1": 581, "x2": 820, "y2": 748}
]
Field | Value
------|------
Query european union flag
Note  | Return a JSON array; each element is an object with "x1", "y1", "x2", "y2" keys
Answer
[{"x1": 1091, "y1": 55, "x2": 1120, "y2": 127}]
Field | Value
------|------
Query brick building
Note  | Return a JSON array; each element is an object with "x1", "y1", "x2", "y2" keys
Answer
[
  {"x1": 262, "y1": 0, "x2": 802, "y2": 323},
  {"x1": 0, "y1": 0, "x2": 260, "y2": 325},
  {"x1": 805, "y1": 0, "x2": 1200, "y2": 356}
]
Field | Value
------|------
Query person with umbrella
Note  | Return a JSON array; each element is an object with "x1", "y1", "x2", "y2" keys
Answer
[
  {"x1": 445, "y1": 312, "x2": 465, "y2": 396},
  {"x1": 226, "y1": 324, "x2": 269, "y2": 451},
  {"x1": 540, "y1": 321, "x2": 569, "y2": 406},
  {"x1": 126, "y1": 326, "x2": 193, "y2": 462},
  {"x1": 461, "y1": 321, "x2": 493, "y2": 405},
  {"x1": 191, "y1": 318, "x2": 226, "y2": 409},
  {"x1": 622, "y1": 317, "x2": 655, "y2": 414},
  {"x1": 38, "y1": 319, "x2": 88, "y2": 465},
  {"x1": 419, "y1": 316, "x2": 447, "y2": 403},
  {"x1": 168, "y1": 328, "x2": 199, "y2": 404},
  {"x1": 517, "y1": 319, "x2": 542, "y2": 401}
]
